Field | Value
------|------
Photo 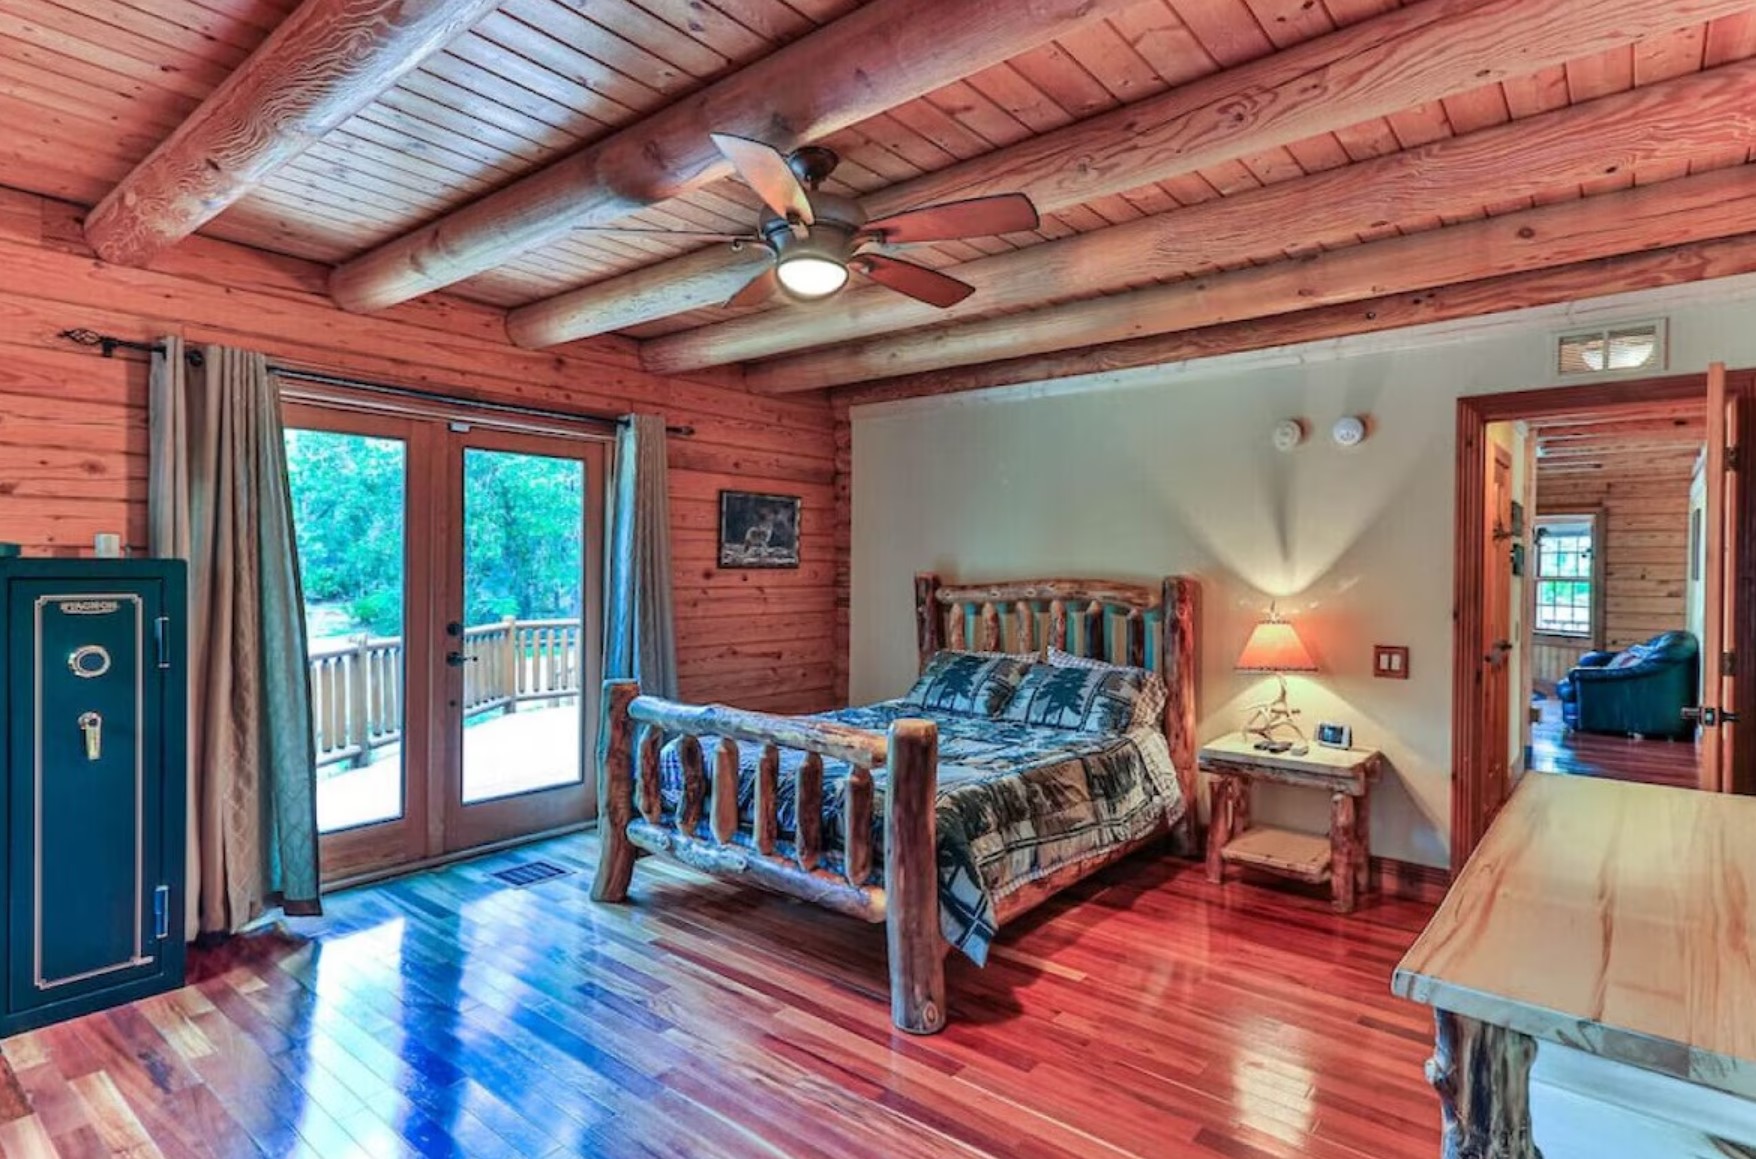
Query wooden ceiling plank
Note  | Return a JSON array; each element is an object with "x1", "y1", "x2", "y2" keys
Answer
[
  {"x1": 1241, "y1": 0, "x2": 1337, "y2": 48},
  {"x1": 1167, "y1": 0, "x2": 1277, "y2": 66},
  {"x1": 393, "y1": 69, "x2": 590, "y2": 152},
  {"x1": 744, "y1": 162, "x2": 1756, "y2": 391},
  {"x1": 1439, "y1": 83, "x2": 1512, "y2": 136},
  {"x1": 535, "y1": 0, "x2": 731, "y2": 79},
  {"x1": 517, "y1": 0, "x2": 1743, "y2": 346},
  {"x1": 371, "y1": 85, "x2": 558, "y2": 164},
  {"x1": 921, "y1": 79, "x2": 1039, "y2": 149},
  {"x1": 833, "y1": 230, "x2": 1756, "y2": 408},
  {"x1": 620, "y1": 0, "x2": 773, "y2": 63},
  {"x1": 1634, "y1": 23, "x2": 1709, "y2": 86},
  {"x1": 1105, "y1": 2, "x2": 1218, "y2": 87},
  {"x1": 0, "y1": 45, "x2": 190, "y2": 136},
  {"x1": 1565, "y1": 42, "x2": 1635, "y2": 103},
  {"x1": 956, "y1": 63, "x2": 1079, "y2": 137},
  {"x1": 456, "y1": 16, "x2": 667, "y2": 119},
  {"x1": 177, "y1": 0, "x2": 301, "y2": 39},
  {"x1": 1002, "y1": 39, "x2": 1125, "y2": 121},
  {"x1": 417, "y1": 48, "x2": 619, "y2": 136},
  {"x1": 1384, "y1": 99, "x2": 1454, "y2": 150},
  {"x1": 329, "y1": 0, "x2": 1139, "y2": 313},
  {"x1": 49, "y1": 0, "x2": 274, "y2": 57},
  {"x1": 82, "y1": 0, "x2": 501, "y2": 267},
  {"x1": 1054, "y1": 17, "x2": 1171, "y2": 104},
  {"x1": 0, "y1": 7, "x2": 236, "y2": 101},
  {"x1": 639, "y1": 59, "x2": 1756, "y2": 372},
  {"x1": 1705, "y1": 10, "x2": 1756, "y2": 65},
  {"x1": 1501, "y1": 63, "x2": 1571, "y2": 118},
  {"x1": 483, "y1": 4, "x2": 694, "y2": 100}
]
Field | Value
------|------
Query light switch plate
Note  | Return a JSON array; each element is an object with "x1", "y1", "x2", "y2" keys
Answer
[{"x1": 1373, "y1": 644, "x2": 1410, "y2": 679}]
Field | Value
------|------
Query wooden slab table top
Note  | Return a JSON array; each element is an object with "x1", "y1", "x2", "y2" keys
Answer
[{"x1": 1393, "y1": 773, "x2": 1756, "y2": 1156}]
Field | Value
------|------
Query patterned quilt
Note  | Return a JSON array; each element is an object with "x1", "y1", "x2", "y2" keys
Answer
[{"x1": 658, "y1": 703, "x2": 1185, "y2": 965}]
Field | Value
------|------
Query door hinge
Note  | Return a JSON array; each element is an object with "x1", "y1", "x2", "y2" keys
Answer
[
  {"x1": 1724, "y1": 651, "x2": 1737, "y2": 678},
  {"x1": 152, "y1": 886, "x2": 170, "y2": 940},
  {"x1": 154, "y1": 616, "x2": 170, "y2": 669},
  {"x1": 1727, "y1": 445, "x2": 1742, "y2": 473}
]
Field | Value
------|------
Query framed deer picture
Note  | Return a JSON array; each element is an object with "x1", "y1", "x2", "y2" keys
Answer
[{"x1": 718, "y1": 490, "x2": 801, "y2": 569}]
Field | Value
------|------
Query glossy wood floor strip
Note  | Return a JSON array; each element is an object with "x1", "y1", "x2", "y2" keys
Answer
[
  {"x1": 0, "y1": 834, "x2": 1443, "y2": 1157},
  {"x1": 1530, "y1": 698, "x2": 1701, "y2": 789}
]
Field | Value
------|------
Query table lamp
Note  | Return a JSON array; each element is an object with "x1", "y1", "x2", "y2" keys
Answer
[{"x1": 1236, "y1": 605, "x2": 1318, "y2": 751}]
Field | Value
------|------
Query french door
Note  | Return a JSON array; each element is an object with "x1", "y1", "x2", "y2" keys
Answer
[{"x1": 283, "y1": 401, "x2": 606, "y2": 882}]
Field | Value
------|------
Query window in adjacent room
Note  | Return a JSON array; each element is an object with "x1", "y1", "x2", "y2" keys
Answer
[{"x1": 1533, "y1": 517, "x2": 1596, "y2": 637}]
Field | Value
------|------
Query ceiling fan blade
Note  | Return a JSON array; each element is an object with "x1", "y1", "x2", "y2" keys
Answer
[
  {"x1": 723, "y1": 266, "x2": 780, "y2": 309},
  {"x1": 571, "y1": 225, "x2": 763, "y2": 241},
  {"x1": 853, "y1": 254, "x2": 975, "y2": 309},
  {"x1": 862, "y1": 193, "x2": 1039, "y2": 244},
  {"x1": 710, "y1": 133, "x2": 814, "y2": 226}
]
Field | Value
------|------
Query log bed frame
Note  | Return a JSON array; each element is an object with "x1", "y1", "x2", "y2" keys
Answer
[{"x1": 592, "y1": 573, "x2": 1199, "y2": 1034}]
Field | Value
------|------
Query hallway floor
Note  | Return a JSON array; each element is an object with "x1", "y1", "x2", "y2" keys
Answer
[{"x1": 1529, "y1": 696, "x2": 1700, "y2": 790}]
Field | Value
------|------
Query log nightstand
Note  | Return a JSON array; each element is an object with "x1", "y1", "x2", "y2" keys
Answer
[{"x1": 1199, "y1": 734, "x2": 1383, "y2": 913}]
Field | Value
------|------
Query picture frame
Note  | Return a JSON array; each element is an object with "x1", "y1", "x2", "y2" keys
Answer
[{"x1": 718, "y1": 490, "x2": 801, "y2": 569}]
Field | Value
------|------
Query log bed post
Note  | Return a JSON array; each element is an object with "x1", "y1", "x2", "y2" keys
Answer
[
  {"x1": 914, "y1": 572, "x2": 943, "y2": 673},
  {"x1": 884, "y1": 717, "x2": 945, "y2": 1035},
  {"x1": 592, "y1": 679, "x2": 639, "y2": 901},
  {"x1": 1162, "y1": 578, "x2": 1202, "y2": 857}
]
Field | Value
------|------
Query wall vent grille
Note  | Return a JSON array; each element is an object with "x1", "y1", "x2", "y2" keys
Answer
[{"x1": 1555, "y1": 320, "x2": 1666, "y2": 377}]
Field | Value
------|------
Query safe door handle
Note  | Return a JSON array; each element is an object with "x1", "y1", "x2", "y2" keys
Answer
[{"x1": 77, "y1": 712, "x2": 101, "y2": 761}]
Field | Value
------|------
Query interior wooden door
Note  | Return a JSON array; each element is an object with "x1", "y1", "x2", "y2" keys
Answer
[
  {"x1": 434, "y1": 426, "x2": 606, "y2": 853},
  {"x1": 1699, "y1": 363, "x2": 1741, "y2": 792},
  {"x1": 1483, "y1": 445, "x2": 1515, "y2": 817}
]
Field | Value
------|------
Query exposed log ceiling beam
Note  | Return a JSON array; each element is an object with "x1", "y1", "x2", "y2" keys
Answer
[
  {"x1": 639, "y1": 61, "x2": 1756, "y2": 375},
  {"x1": 326, "y1": 0, "x2": 1138, "y2": 313},
  {"x1": 832, "y1": 231, "x2": 1756, "y2": 409},
  {"x1": 747, "y1": 163, "x2": 1756, "y2": 392},
  {"x1": 82, "y1": 0, "x2": 501, "y2": 267},
  {"x1": 508, "y1": 0, "x2": 1756, "y2": 350}
]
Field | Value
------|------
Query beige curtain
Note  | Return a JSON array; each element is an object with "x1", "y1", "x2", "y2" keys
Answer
[
  {"x1": 604, "y1": 414, "x2": 679, "y2": 697},
  {"x1": 150, "y1": 339, "x2": 321, "y2": 936}
]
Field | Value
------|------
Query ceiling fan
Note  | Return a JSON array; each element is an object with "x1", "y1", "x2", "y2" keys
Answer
[{"x1": 577, "y1": 134, "x2": 1040, "y2": 310}]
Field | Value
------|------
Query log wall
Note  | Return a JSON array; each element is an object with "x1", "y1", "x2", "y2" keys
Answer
[
  {"x1": 1536, "y1": 459, "x2": 1698, "y2": 654},
  {"x1": 0, "y1": 188, "x2": 837, "y2": 714}
]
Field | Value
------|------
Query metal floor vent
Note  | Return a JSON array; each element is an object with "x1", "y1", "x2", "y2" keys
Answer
[{"x1": 489, "y1": 860, "x2": 571, "y2": 888}]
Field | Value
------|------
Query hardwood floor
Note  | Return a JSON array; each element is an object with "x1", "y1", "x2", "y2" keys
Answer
[
  {"x1": 1529, "y1": 696, "x2": 1701, "y2": 789},
  {"x1": 0, "y1": 834, "x2": 1443, "y2": 1159}
]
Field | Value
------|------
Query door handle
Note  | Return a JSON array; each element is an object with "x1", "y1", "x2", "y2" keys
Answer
[
  {"x1": 1684, "y1": 706, "x2": 1718, "y2": 726},
  {"x1": 444, "y1": 651, "x2": 477, "y2": 667},
  {"x1": 1484, "y1": 639, "x2": 1512, "y2": 665},
  {"x1": 77, "y1": 711, "x2": 101, "y2": 760}
]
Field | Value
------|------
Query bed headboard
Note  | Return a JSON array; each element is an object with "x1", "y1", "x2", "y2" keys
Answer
[{"x1": 912, "y1": 573, "x2": 1200, "y2": 846}]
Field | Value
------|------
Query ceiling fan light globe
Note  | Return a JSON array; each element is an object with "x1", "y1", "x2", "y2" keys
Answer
[{"x1": 776, "y1": 254, "x2": 848, "y2": 299}]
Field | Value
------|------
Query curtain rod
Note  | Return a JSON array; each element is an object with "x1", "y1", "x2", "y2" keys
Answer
[{"x1": 56, "y1": 328, "x2": 695, "y2": 438}]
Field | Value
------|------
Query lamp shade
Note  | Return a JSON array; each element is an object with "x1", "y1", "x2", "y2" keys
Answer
[{"x1": 1236, "y1": 616, "x2": 1318, "y2": 673}]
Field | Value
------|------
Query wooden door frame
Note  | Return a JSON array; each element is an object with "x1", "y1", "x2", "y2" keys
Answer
[{"x1": 1450, "y1": 371, "x2": 1756, "y2": 872}]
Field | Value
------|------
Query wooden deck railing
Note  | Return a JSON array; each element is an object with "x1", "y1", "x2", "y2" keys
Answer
[{"x1": 310, "y1": 616, "x2": 583, "y2": 769}]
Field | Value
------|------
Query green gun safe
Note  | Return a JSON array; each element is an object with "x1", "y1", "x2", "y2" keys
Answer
[{"x1": 0, "y1": 559, "x2": 187, "y2": 1036}]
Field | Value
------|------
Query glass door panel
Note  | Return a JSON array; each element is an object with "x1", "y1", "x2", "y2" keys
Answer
[
  {"x1": 286, "y1": 427, "x2": 409, "y2": 832},
  {"x1": 459, "y1": 447, "x2": 587, "y2": 804},
  {"x1": 441, "y1": 429, "x2": 602, "y2": 853}
]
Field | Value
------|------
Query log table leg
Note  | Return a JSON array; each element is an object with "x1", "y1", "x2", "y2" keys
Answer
[
  {"x1": 1331, "y1": 791, "x2": 1359, "y2": 914},
  {"x1": 1205, "y1": 775, "x2": 1236, "y2": 884},
  {"x1": 1426, "y1": 1009, "x2": 1543, "y2": 1159}
]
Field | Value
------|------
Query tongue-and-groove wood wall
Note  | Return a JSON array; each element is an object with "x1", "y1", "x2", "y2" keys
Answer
[{"x1": 0, "y1": 188, "x2": 839, "y2": 715}]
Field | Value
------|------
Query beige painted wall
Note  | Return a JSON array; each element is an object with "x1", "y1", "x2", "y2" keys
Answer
[{"x1": 850, "y1": 279, "x2": 1756, "y2": 867}]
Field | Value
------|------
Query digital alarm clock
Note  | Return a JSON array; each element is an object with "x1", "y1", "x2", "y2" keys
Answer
[{"x1": 1316, "y1": 721, "x2": 1353, "y2": 749}]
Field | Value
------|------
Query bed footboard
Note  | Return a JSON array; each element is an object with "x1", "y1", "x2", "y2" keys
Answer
[{"x1": 591, "y1": 680, "x2": 947, "y2": 1034}]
